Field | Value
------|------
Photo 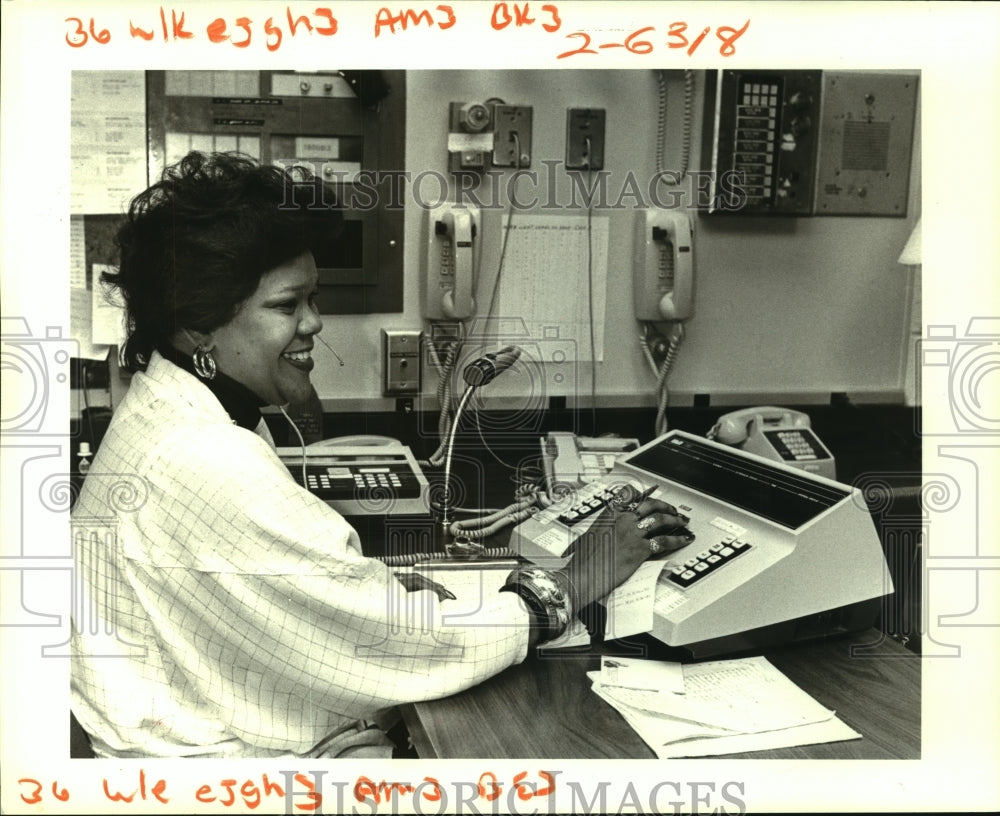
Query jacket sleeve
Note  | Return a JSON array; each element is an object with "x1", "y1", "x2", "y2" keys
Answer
[{"x1": 121, "y1": 422, "x2": 530, "y2": 745}]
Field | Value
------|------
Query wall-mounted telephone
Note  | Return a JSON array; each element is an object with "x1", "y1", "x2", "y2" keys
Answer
[
  {"x1": 423, "y1": 203, "x2": 480, "y2": 320},
  {"x1": 633, "y1": 209, "x2": 694, "y2": 321},
  {"x1": 709, "y1": 406, "x2": 836, "y2": 480},
  {"x1": 540, "y1": 432, "x2": 639, "y2": 495}
]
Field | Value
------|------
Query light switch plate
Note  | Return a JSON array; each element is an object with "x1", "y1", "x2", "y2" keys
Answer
[{"x1": 382, "y1": 329, "x2": 422, "y2": 395}]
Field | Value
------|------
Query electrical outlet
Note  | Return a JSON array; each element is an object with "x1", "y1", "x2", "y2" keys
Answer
[
  {"x1": 566, "y1": 108, "x2": 606, "y2": 170},
  {"x1": 492, "y1": 104, "x2": 533, "y2": 168},
  {"x1": 382, "y1": 329, "x2": 422, "y2": 395}
]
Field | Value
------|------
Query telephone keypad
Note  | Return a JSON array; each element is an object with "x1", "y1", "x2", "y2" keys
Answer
[
  {"x1": 299, "y1": 465, "x2": 419, "y2": 500},
  {"x1": 668, "y1": 538, "x2": 753, "y2": 588},
  {"x1": 555, "y1": 488, "x2": 620, "y2": 526},
  {"x1": 763, "y1": 429, "x2": 828, "y2": 463}
]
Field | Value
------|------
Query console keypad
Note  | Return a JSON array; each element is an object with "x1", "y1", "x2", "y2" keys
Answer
[{"x1": 667, "y1": 536, "x2": 752, "y2": 588}]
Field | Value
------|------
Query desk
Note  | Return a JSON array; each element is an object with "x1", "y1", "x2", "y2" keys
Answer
[
  {"x1": 287, "y1": 408, "x2": 921, "y2": 758},
  {"x1": 401, "y1": 628, "x2": 920, "y2": 759}
]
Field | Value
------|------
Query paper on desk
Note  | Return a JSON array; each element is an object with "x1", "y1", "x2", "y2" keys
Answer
[
  {"x1": 599, "y1": 655, "x2": 684, "y2": 694},
  {"x1": 602, "y1": 560, "x2": 665, "y2": 640},
  {"x1": 593, "y1": 683, "x2": 861, "y2": 758},
  {"x1": 657, "y1": 718, "x2": 861, "y2": 758},
  {"x1": 590, "y1": 680, "x2": 738, "y2": 744},
  {"x1": 598, "y1": 656, "x2": 838, "y2": 733},
  {"x1": 587, "y1": 655, "x2": 862, "y2": 757}
]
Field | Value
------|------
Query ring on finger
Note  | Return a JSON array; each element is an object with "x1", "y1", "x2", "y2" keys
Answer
[
  {"x1": 648, "y1": 540, "x2": 662, "y2": 555},
  {"x1": 609, "y1": 490, "x2": 633, "y2": 510},
  {"x1": 636, "y1": 516, "x2": 657, "y2": 531}
]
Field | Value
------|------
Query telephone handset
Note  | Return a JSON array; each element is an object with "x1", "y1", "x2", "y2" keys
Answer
[
  {"x1": 541, "y1": 432, "x2": 640, "y2": 496},
  {"x1": 634, "y1": 209, "x2": 694, "y2": 321},
  {"x1": 709, "y1": 406, "x2": 836, "y2": 480},
  {"x1": 423, "y1": 203, "x2": 480, "y2": 320}
]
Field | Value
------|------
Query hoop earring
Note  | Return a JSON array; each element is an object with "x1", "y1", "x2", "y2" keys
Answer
[{"x1": 192, "y1": 345, "x2": 217, "y2": 380}]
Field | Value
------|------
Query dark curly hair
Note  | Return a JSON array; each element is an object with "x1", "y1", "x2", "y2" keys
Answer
[{"x1": 103, "y1": 151, "x2": 341, "y2": 372}]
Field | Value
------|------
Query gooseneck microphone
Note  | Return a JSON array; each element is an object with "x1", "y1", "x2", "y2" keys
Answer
[
  {"x1": 440, "y1": 346, "x2": 523, "y2": 546},
  {"x1": 462, "y1": 345, "x2": 522, "y2": 387}
]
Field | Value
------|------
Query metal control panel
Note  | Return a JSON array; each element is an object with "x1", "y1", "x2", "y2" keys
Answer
[
  {"x1": 704, "y1": 69, "x2": 822, "y2": 215},
  {"x1": 702, "y1": 69, "x2": 918, "y2": 218}
]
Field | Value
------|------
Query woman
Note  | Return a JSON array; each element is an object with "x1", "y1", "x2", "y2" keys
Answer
[{"x1": 70, "y1": 151, "x2": 694, "y2": 759}]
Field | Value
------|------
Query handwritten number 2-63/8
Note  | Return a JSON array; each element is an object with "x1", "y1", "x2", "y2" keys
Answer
[{"x1": 557, "y1": 20, "x2": 750, "y2": 59}]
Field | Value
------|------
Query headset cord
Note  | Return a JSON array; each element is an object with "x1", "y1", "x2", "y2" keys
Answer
[{"x1": 279, "y1": 404, "x2": 308, "y2": 487}]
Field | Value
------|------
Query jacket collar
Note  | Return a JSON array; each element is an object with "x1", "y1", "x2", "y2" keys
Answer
[{"x1": 160, "y1": 346, "x2": 266, "y2": 431}]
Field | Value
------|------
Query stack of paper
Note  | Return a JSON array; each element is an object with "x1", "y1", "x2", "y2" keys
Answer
[{"x1": 589, "y1": 655, "x2": 861, "y2": 758}]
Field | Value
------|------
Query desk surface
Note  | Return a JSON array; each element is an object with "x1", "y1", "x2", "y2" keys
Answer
[{"x1": 402, "y1": 628, "x2": 920, "y2": 760}]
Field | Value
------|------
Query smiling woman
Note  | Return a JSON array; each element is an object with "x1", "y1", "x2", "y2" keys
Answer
[
  {"x1": 105, "y1": 152, "x2": 333, "y2": 381},
  {"x1": 70, "y1": 151, "x2": 687, "y2": 761},
  {"x1": 194, "y1": 251, "x2": 322, "y2": 407}
]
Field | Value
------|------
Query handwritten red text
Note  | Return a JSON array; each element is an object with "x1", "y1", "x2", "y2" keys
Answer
[
  {"x1": 101, "y1": 769, "x2": 170, "y2": 804},
  {"x1": 18, "y1": 779, "x2": 70, "y2": 805},
  {"x1": 491, "y1": 2, "x2": 561, "y2": 31},
  {"x1": 374, "y1": 6, "x2": 457, "y2": 37},
  {"x1": 66, "y1": 6, "x2": 338, "y2": 49},
  {"x1": 558, "y1": 19, "x2": 750, "y2": 59},
  {"x1": 353, "y1": 770, "x2": 556, "y2": 806}
]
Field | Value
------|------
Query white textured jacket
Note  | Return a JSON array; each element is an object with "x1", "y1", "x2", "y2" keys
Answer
[{"x1": 70, "y1": 352, "x2": 528, "y2": 758}]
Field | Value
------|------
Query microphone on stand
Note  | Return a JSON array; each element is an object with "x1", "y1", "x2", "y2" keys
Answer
[
  {"x1": 462, "y1": 345, "x2": 522, "y2": 387},
  {"x1": 439, "y1": 346, "x2": 523, "y2": 551}
]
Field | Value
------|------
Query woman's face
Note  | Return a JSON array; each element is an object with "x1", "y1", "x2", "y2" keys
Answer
[{"x1": 209, "y1": 252, "x2": 323, "y2": 406}]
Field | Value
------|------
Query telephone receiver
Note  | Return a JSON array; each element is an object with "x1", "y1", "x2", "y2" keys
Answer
[
  {"x1": 634, "y1": 208, "x2": 694, "y2": 321},
  {"x1": 711, "y1": 406, "x2": 812, "y2": 446},
  {"x1": 424, "y1": 203, "x2": 479, "y2": 320}
]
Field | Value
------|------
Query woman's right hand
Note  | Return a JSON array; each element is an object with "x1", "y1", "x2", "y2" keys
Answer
[{"x1": 559, "y1": 490, "x2": 695, "y2": 610}]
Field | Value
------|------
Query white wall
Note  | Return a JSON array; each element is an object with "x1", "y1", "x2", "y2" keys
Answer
[{"x1": 301, "y1": 69, "x2": 921, "y2": 410}]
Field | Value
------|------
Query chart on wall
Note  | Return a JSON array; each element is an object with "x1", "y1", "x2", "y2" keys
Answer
[{"x1": 494, "y1": 214, "x2": 609, "y2": 363}]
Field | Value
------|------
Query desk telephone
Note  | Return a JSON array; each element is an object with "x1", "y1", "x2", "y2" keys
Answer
[
  {"x1": 277, "y1": 438, "x2": 430, "y2": 516},
  {"x1": 512, "y1": 429, "x2": 892, "y2": 657},
  {"x1": 541, "y1": 432, "x2": 639, "y2": 495},
  {"x1": 710, "y1": 407, "x2": 836, "y2": 480}
]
